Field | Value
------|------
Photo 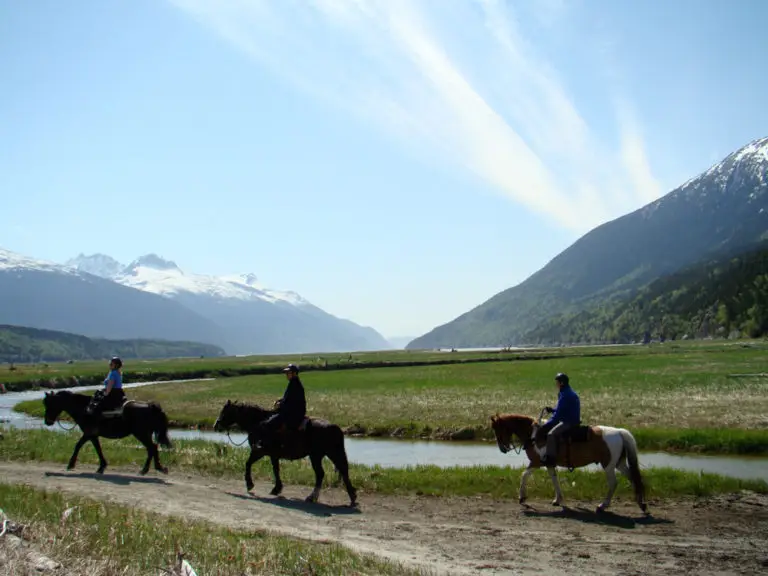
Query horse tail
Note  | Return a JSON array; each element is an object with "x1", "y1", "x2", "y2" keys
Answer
[
  {"x1": 150, "y1": 403, "x2": 173, "y2": 449},
  {"x1": 619, "y1": 429, "x2": 647, "y2": 512}
]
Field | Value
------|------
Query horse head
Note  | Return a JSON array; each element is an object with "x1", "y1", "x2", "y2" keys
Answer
[
  {"x1": 42, "y1": 390, "x2": 65, "y2": 426},
  {"x1": 490, "y1": 413, "x2": 535, "y2": 454},
  {"x1": 214, "y1": 400, "x2": 237, "y2": 432}
]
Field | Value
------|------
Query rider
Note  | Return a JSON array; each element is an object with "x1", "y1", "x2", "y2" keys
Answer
[
  {"x1": 86, "y1": 356, "x2": 126, "y2": 417},
  {"x1": 260, "y1": 363, "x2": 307, "y2": 447},
  {"x1": 540, "y1": 372, "x2": 580, "y2": 466}
]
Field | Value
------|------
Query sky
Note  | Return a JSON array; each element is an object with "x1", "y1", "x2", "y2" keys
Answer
[{"x1": 1, "y1": 0, "x2": 767, "y2": 339}]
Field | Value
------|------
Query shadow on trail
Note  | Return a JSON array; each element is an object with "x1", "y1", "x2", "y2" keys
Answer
[
  {"x1": 224, "y1": 491, "x2": 362, "y2": 518},
  {"x1": 44, "y1": 470, "x2": 170, "y2": 487},
  {"x1": 522, "y1": 505, "x2": 673, "y2": 530}
]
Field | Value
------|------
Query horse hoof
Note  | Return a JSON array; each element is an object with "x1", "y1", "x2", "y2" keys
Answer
[
  {"x1": 66, "y1": 465, "x2": 75, "y2": 471},
  {"x1": 551, "y1": 500, "x2": 562, "y2": 507},
  {"x1": 158, "y1": 467, "x2": 169, "y2": 475},
  {"x1": 139, "y1": 469, "x2": 149, "y2": 476},
  {"x1": 270, "y1": 487, "x2": 283, "y2": 496},
  {"x1": 596, "y1": 504, "x2": 607, "y2": 513},
  {"x1": 519, "y1": 497, "x2": 526, "y2": 505},
  {"x1": 96, "y1": 467, "x2": 105, "y2": 475}
]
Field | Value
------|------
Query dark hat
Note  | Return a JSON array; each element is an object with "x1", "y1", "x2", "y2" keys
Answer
[{"x1": 282, "y1": 363, "x2": 300, "y2": 374}]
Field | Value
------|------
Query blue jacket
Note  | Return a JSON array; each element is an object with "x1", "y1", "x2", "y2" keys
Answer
[{"x1": 546, "y1": 384, "x2": 580, "y2": 426}]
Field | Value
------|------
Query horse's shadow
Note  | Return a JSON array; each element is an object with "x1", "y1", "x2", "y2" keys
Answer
[
  {"x1": 522, "y1": 504, "x2": 672, "y2": 530},
  {"x1": 224, "y1": 491, "x2": 362, "y2": 518},
  {"x1": 45, "y1": 470, "x2": 169, "y2": 487}
]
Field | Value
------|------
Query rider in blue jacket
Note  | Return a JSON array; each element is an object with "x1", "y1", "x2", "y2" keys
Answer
[{"x1": 541, "y1": 372, "x2": 580, "y2": 466}]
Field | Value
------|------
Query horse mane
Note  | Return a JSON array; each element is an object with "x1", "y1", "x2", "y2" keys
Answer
[{"x1": 490, "y1": 413, "x2": 535, "y2": 426}]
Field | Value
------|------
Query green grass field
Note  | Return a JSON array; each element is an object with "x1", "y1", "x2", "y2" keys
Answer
[
  {"x1": 0, "y1": 341, "x2": 708, "y2": 390},
  {"x1": 11, "y1": 341, "x2": 768, "y2": 454},
  {"x1": 1, "y1": 429, "x2": 766, "y2": 501},
  {"x1": 0, "y1": 481, "x2": 419, "y2": 576}
]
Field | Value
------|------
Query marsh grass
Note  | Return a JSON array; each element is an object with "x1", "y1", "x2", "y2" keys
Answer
[
  {"x1": 0, "y1": 482, "x2": 420, "y2": 576},
  {"x1": 13, "y1": 342, "x2": 768, "y2": 453},
  {"x1": 1, "y1": 429, "x2": 765, "y2": 501}
]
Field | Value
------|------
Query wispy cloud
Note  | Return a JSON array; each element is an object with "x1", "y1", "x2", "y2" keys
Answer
[{"x1": 169, "y1": 0, "x2": 660, "y2": 231}]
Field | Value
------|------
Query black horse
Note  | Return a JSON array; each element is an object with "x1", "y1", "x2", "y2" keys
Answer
[
  {"x1": 213, "y1": 400, "x2": 357, "y2": 506},
  {"x1": 42, "y1": 390, "x2": 173, "y2": 476}
]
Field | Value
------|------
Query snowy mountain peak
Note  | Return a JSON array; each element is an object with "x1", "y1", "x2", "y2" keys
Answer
[
  {"x1": 128, "y1": 254, "x2": 180, "y2": 273},
  {"x1": 1, "y1": 248, "x2": 77, "y2": 274},
  {"x1": 65, "y1": 253, "x2": 123, "y2": 279},
  {"x1": 63, "y1": 252, "x2": 310, "y2": 307},
  {"x1": 240, "y1": 273, "x2": 259, "y2": 286}
]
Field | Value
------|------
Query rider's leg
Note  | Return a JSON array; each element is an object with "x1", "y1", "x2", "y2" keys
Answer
[{"x1": 544, "y1": 422, "x2": 572, "y2": 463}]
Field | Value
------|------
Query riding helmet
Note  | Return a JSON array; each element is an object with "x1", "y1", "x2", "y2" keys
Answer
[
  {"x1": 111, "y1": 356, "x2": 123, "y2": 369},
  {"x1": 555, "y1": 372, "x2": 569, "y2": 386},
  {"x1": 283, "y1": 363, "x2": 300, "y2": 374}
]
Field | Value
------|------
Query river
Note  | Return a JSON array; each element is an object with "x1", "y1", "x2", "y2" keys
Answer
[{"x1": 1, "y1": 380, "x2": 766, "y2": 481}]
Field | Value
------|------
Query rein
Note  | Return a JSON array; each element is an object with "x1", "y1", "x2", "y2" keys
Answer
[
  {"x1": 226, "y1": 430, "x2": 249, "y2": 447},
  {"x1": 56, "y1": 418, "x2": 77, "y2": 432}
]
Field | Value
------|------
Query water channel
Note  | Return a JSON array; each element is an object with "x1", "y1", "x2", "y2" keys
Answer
[{"x1": 1, "y1": 380, "x2": 766, "y2": 481}]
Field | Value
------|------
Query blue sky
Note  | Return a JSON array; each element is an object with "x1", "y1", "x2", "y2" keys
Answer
[{"x1": 1, "y1": 0, "x2": 766, "y2": 339}]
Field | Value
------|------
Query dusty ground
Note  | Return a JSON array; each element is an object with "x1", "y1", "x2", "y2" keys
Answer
[{"x1": 0, "y1": 462, "x2": 766, "y2": 575}]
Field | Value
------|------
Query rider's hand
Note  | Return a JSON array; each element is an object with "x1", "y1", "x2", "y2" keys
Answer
[{"x1": 545, "y1": 406, "x2": 554, "y2": 414}]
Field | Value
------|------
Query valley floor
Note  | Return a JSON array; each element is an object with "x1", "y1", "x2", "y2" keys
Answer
[{"x1": 1, "y1": 462, "x2": 766, "y2": 575}]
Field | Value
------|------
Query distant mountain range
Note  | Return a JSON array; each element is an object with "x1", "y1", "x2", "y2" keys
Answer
[
  {"x1": 408, "y1": 136, "x2": 768, "y2": 348},
  {"x1": 0, "y1": 250, "x2": 390, "y2": 355}
]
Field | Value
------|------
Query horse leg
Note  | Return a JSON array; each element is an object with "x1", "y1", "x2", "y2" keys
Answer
[
  {"x1": 245, "y1": 447, "x2": 265, "y2": 493},
  {"x1": 519, "y1": 466, "x2": 535, "y2": 504},
  {"x1": 598, "y1": 466, "x2": 618, "y2": 512},
  {"x1": 305, "y1": 453, "x2": 325, "y2": 503},
  {"x1": 269, "y1": 456, "x2": 284, "y2": 496},
  {"x1": 90, "y1": 437, "x2": 108, "y2": 474},
  {"x1": 328, "y1": 448, "x2": 357, "y2": 507},
  {"x1": 136, "y1": 434, "x2": 155, "y2": 476},
  {"x1": 152, "y1": 439, "x2": 168, "y2": 474},
  {"x1": 67, "y1": 434, "x2": 90, "y2": 471},
  {"x1": 548, "y1": 466, "x2": 565, "y2": 506}
]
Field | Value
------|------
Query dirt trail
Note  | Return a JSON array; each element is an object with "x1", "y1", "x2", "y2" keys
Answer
[{"x1": 1, "y1": 462, "x2": 766, "y2": 575}]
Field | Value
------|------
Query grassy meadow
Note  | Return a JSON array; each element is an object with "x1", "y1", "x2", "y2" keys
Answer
[
  {"x1": 10, "y1": 340, "x2": 768, "y2": 454},
  {"x1": 0, "y1": 481, "x2": 420, "y2": 576},
  {"x1": 1, "y1": 343, "x2": 655, "y2": 391},
  {"x1": 2, "y1": 428, "x2": 766, "y2": 501}
]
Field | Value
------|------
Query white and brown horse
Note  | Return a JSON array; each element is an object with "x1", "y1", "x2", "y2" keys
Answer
[{"x1": 490, "y1": 411, "x2": 648, "y2": 514}]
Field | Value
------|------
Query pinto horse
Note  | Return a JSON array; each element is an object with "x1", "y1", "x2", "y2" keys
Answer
[
  {"x1": 213, "y1": 400, "x2": 357, "y2": 506},
  {"x1": 42, "y1": 390, "x2": 173, "y2": 476},
  {"x1": 490, "y1": 411, "x2": 647, "y2": 513}
]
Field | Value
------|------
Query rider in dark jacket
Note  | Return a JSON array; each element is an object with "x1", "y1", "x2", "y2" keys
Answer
[{"x1": 260, "y1": 364, "x2": 307, "y2": 444}]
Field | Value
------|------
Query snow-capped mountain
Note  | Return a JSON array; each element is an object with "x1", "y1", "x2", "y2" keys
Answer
[
  {"x1": 65, "y1": 252, "x2": 391, "y2": 354},
  {"x1": 410, "y1": 136, "x2": 768, "y2": 349},
  {"x1": 65, "y1": 253, "x2": 123, "y2": 279},
  {"x1": 69, "y1": 253, "x2": 309, "y2": 307},
  {"x1": 0, "y1": 248, "x2": 227, "y2": 348}
]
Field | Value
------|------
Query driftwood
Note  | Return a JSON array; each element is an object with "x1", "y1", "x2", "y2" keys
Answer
[{"x1": 0, "y1": 508, "x2": 60, "y2": 573}]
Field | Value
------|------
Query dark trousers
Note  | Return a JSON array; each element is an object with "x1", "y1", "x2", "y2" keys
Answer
[{"x1": 87, "y1": 388, "x2": 126, "y2": 416}]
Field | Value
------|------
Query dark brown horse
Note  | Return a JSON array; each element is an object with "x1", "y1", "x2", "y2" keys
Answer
[
  {"x1": 42, "y1": 390, "x2": 172, "y2": 476},
  {"x1": 213, "y1": 400, "x2": 357, "y2": 506},
  {"x1": 490, "y1": 411, "x2": 647, "y2": 513}
]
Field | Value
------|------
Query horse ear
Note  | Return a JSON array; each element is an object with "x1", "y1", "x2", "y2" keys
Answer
[
  {"x1": 225, "y1": 400, "x2": 231, "y2": 406},
  {"x1": 490, "y1": 414, "x2": 497, "y2": 423}
]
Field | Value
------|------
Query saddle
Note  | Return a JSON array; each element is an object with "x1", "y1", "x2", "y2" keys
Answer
[
  {"x1": 534, "y1": 422, "x2": 593, "y2": 471},
  {"x1": 100, "y1": 400, "x2": 143, "y2": 419},
  {"x1": 276, "y1": 417, "x2": 311, "y2": 434}
]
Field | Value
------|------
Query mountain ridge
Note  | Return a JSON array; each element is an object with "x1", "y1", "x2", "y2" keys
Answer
[{"x1": 408, "y1": 136, "x2": 768, "y2": 349}]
